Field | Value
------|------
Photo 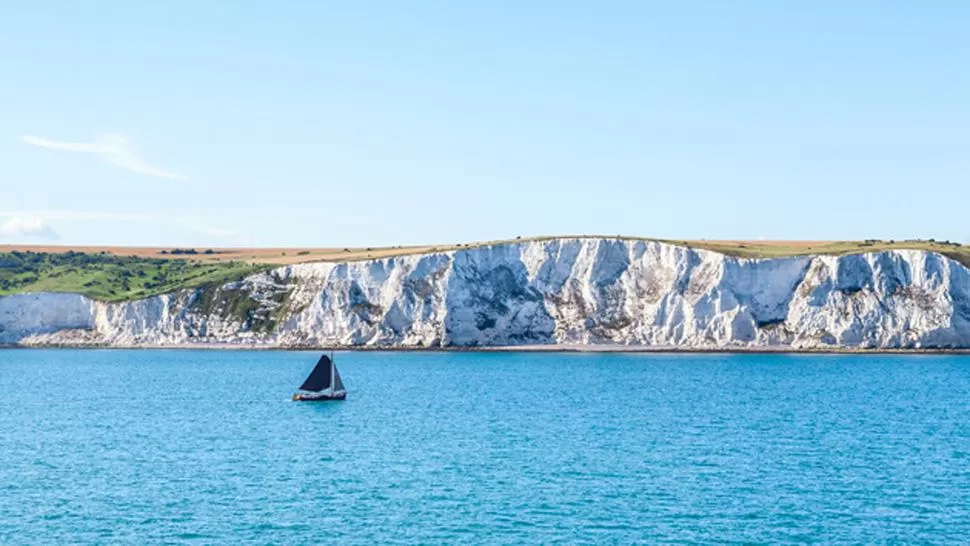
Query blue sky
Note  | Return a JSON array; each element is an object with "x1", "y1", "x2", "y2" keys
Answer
[{"x1": 1, "y1": 1, "x2": 968, "y2": 247}]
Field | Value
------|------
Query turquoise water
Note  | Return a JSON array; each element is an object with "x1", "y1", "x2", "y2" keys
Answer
[{"x1": 3, "y1": 350, "x2": 970, "y2": 543}]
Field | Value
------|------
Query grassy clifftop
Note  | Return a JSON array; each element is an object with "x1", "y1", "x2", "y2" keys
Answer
[
  {"x1": 2, "y1": 238, "x2": 969, "y2": 302},
  {"x1": 0, "y1": 251, "x2": 267, "y2": 302},
  {"x1": 658, "y1": 239, "x2": 970, "y2": 268},
  {"x1": 464, "y1": 236, "x2": 970, "y2": 268}
]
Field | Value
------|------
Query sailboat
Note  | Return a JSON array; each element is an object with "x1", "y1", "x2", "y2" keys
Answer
[{"x1": 292, "y1": 352, "x2": 347, "y2": 401}]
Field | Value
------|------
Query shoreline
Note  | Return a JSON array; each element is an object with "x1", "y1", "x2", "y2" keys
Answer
[{"x1": 3, "y1": 342, "x2": 970, "y2": 355}]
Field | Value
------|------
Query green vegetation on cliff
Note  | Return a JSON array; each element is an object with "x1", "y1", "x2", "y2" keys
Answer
[
  {"x1": 0, "y1": 251, "x2": 267, "y2": 302},
  {"x1": 189, "y1": 270, "x2": 296, "y2": 333}
]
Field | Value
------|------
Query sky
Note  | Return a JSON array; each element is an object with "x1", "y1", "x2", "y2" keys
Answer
[{"x1": 1, "y1": 1, "x2": 968, "y2": 247}]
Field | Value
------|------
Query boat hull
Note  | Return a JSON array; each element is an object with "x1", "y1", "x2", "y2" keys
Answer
[{"x1": 292, "y1": 391, "x2": 346, "y2": 402}]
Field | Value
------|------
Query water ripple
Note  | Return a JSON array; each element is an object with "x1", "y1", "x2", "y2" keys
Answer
[{"x1": 2, "y1": 350, "x2": 970, "y2": 543}]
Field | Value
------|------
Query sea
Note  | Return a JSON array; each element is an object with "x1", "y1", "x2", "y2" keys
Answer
[{"x1": 2, "y1": 349, "x2": 970, "y2": 544}]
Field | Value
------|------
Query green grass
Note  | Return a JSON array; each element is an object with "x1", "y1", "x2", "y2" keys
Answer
[{"x1": 0, "y1": 251, "x2": 268, "y2": 302}]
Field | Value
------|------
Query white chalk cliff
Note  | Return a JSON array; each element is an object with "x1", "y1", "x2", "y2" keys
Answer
[{"x1": 3, "y1": 239, "x2": 970, "y2": 349}]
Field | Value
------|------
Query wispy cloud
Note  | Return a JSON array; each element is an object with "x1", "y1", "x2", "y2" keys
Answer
[
  {"x1": 0, "y1": 215, "x2": 60, "y2": 240},
  {"x1": 0, "y1": 210, "x2": 235, "y2": 239},
  {"x1": 20, "y1": 134, "x2": 188, "y2": 180}
]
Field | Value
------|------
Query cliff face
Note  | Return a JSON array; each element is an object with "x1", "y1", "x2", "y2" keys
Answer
[{"x1": 3, "y1": 239, "x2": 970, "y2": 349}]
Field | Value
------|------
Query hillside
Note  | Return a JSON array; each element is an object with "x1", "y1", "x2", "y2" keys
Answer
[
  {"x1": 0, "y1": 251, "x2": 266, "y2": 302},
  {"x1": 3, "y1": 237, "x2": 970, "y2": 350}
]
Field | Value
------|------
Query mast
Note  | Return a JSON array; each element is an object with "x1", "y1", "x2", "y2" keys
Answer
[{"x1": 330, "y1": 351, "x2": 336, "y2": 394}]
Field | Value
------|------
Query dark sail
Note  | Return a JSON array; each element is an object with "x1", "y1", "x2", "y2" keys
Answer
[
  {"x1": 333, "y1": 366, "x2": 345, "y2": 392},
  {"x1": 298, "y1": 355, "x2": 332, "y2": 392}
]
